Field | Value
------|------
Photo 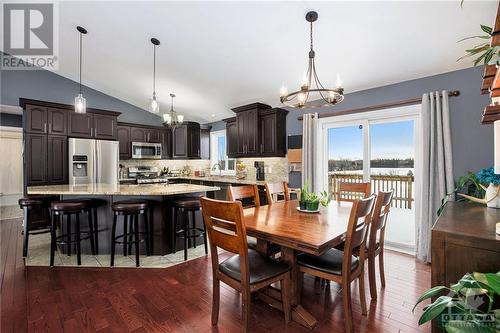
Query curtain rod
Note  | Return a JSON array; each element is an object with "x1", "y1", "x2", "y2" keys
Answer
[{"x1": 297, "y1": 90, "x2": 460, "y2": 121}]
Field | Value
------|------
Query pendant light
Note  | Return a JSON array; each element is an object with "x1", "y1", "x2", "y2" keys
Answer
[
  {"x1": 280, "y1": 11, "x2": 344, "y2": 108},
  {"x1": 74, "y1": 26, "x2": 87, "y2": 114},
  {"x1": 163, "y1": 93, "x2": 184, "y2": 128},
  {"x1": 150, "y1": 38, "x2": 160, "y2": 113}
]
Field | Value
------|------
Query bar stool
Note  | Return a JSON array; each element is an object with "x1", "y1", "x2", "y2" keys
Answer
[
  {"x1": 110, "y1": 200, "x2": 150, "y2": 267},
  {"x1": 77, "y1": 198, "x2": 106, "y2": 255},
  {"x1": 19, "y1": 197, "x2": 51, "y2": 257},
  {"x1": 50, "y1": 200, "x2": 96, "y2": 266},
  {"x1": 173, "y1": 197, "x2": 207, "y2": 261}
]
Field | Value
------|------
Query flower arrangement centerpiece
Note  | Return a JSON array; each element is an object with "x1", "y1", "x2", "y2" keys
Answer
[
  {"x1": 299, "y1": 181, "x2": 331, "y2": 212},
  {"x1": 458, "y1": 167, "x2": 500, "y2": 208}
]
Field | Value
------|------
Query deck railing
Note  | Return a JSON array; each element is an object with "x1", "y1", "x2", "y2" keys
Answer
[{"x1": 328, "y1": 173, "x2": 414, "y2": 209}]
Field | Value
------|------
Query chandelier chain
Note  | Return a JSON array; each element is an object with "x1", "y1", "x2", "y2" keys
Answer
[
  {"x1": 310, "y1": 21, "x2": 313, "y2": 51},
  {"x1": 79, "y1": 32, "x2": 82, "y2": 94}
]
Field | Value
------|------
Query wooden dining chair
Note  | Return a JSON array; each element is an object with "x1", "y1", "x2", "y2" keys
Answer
[
  {"x1": 264, "y1": 182, "x2": 290, "y2": 204},
  {"x1": 337, "y1": 181, "x2": 371, "y2": 202},
  {"x1": 200, "y1": 197, "x2": 291, "y2": 332},
  {"x1": 367, "y1": 190, "x2": 394, "y2": 300},
  {"x1": 297, "y1": 195, "x2": 377, "y2": 333},
  {"x1": 227, "y1": 184, "x2": 260, "y2": 208}
]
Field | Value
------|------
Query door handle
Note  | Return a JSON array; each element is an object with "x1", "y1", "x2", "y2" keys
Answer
[{"x1": 44, "y1": 123, "x2": 47, "y2": 133}]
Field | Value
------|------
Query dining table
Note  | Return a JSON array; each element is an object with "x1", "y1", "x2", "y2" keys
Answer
[{"x1": 242, "y1": 199, "x2": 353, "y2": 329}]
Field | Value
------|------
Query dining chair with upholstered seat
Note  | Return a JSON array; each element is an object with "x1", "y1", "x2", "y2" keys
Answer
[
  {"x1": 337, "y1": 181, "x2": 371, "y2": 202},
  {"x1": 200, "y1": 197, "x2": 291, "y2": 333},
  {"x1": 366, "y1": 190, "x2": 394, "y2": 300},
  {"x1": 297, "y1": 195, "x2": 377, "y2": 333},
  {"x1": 264, "y1": 181, "x2": 290, "y2": 204}
]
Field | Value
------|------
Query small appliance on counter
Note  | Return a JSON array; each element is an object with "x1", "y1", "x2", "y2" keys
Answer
[
  {"x1": 128, "y1": 166, "x2": 169, "y2": 184},
  {"x1": 69, "y1": 138, "x2": 119, "y2": 185},
  {"x1": 254, "y1": 161, "x2": 265, "y2": 181}
]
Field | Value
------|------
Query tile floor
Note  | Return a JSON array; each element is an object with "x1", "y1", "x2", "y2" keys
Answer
[{"x1": 26, "y1": 232, "x2": 214, "y2": 268}]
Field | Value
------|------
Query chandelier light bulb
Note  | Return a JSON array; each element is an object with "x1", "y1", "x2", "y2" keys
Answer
[
  {"x1": 298, "y1": 92, "x2": 306, "y2": 106},
  {"x1": 280, "y1": 85, "x2": 288, "y2": 97},
  {"x1": 336, "y1": 74, "x2": 342, "y2": 88},
  {"x1": 163, "y1": 113, "x2": 171, "y2": 123},
  {"x1": 301, "y1": 72, "x2": 309, "y2": 88},
  {"x1": 177, "y1": 114, "x2": 184, "y2": 124}
]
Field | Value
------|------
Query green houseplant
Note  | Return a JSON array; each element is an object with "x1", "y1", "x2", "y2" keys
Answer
[
  {"x1": 413, "y1": 272, "x2": 500, "y2": 332},
  {"x1": 300, "y1": 181, "x2": 331, "y2": 211},
  {"x1": 458, "y1": 24, "x2": 500, "y2": 66}
]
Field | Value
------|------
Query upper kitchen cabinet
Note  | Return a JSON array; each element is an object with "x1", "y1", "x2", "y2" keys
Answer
[
  {"x1": 225, "y1": 117, "x2": 238, "y2": 157},
  {"x1": 161, "y1": 129, "x2": 172, "y2": 159},
  {"x1": 200, "y1": 126, "x2": 211, "y2": 159},
  {"x1": 117, "y1": 123, "x2": 170, "y2": 159},
  {"x1": 130, "y1": 127, "x2": 147, "y2": 142},
  {"x1": 24, "y1": 104, "x2": 67, "y2": 135},
  {"x1": 68, "y1": 111, "x2": 119, "y2": 140},
  {"x1": 172, "y1": 122, "x2": 201, "y2": 159},
  {"x1": 147, "y1": 128, "x2": 161, "y2": 143},
  {"x1": 93, "y1": 113, "x2": 117, "y2": 139},
  {"x1": 259, "y1": 108, "x2": 288, "y2": 157},
  {"x1": 225, "y1": 103, "x2": 288, "y2": 158}
]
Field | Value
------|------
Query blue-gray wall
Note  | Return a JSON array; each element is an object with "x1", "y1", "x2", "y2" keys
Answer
[
  {"x1": 1, "y1": 64, "x2": 164, "y2": 127},
  {"x1": 208, "y1": 66, "x2": 492, "y2": 186}
]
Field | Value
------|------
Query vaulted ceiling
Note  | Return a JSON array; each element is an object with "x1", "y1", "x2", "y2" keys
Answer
[{"x1": 36, "y1": 1, "x2": 498, "y2": 123}]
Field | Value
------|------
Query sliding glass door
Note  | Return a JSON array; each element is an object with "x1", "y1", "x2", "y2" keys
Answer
[{"x1": 320, "y1": 105, "x2": 420, "y2": 253}]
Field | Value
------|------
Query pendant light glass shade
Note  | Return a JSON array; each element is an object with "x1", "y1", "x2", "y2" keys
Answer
[
  {"x1": 75, "y1": 93, "x2": 87, "y2": 114},
  {"x1": 150, "y1": 92, "x2": 159, "y2": 114},
  {"x1": 75, "y1": 26, "x2": 87, "y2": 114}
]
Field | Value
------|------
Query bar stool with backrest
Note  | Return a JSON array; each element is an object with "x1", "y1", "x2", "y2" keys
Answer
[
  {"x1": 297, "y1": 195, "x2": 377, "y2": 333},
  {"x1": 264, "y1": 181, "x2": 290, "y2": 204},
  {"x1": 200, "y1": 197, "x2": 291, "y2": 333},
  {"x1": 337, "y1": 181, "x2": 371, "y2": 202},
  {"x1": 50, "y1": 200, "x2": 96, "y2": 266},
  {"x1": 366, "y1": 190, "x2": 394, "y2": 300},
  {"x1": 172, "y1": 195, "x2": 207, "y2": 261},
  {"x1": 110, "y1": 200, "x2": 150, "y2": 267},
  {"x1": 19, "y1": 197, "x2": 53, "y2": 257}
]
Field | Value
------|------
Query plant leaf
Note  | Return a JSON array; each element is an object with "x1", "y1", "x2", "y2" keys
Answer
[
  {"x1": 413, "y1": 286, "x2": 450, "y2": 312},
  {"x1": 472, "y1": 272, "x2": 500, "y2": 295},
  {"x1": 418, "y1": 296, "x2": 456, "y2": 325},
  {"x1": 480, "y1": 25, "x2": 493, "y2": 35}
]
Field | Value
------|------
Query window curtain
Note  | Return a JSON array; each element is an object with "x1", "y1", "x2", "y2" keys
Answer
[
  {"x1": 415, "y1": 91, "x2": 454, "y2": 263},
  {"x1": 302, "y1": 112, "x2": 318, "y2": 191}
]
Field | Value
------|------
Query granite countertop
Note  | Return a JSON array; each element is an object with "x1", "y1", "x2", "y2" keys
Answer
[
  {"x1": 170, "y1": 175, "x2": 269, "y2": 186},
  {"x1": 27, "y1": 183, "x2": 220, "y2": 196}
]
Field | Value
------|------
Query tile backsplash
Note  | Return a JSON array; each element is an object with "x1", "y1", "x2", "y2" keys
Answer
[{"x1": 120, "y1": 157, "x2": 288, "y2": 183}]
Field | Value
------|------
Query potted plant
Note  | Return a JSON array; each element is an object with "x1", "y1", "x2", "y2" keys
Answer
[
  {"x1": 457, "y1": 168, "x2": 500, "y2": 209},
  {"x1": 413, "y1": 272, "x2": 500, "y2": 332},
  {"x1": 300, "y1": 181, "x2": 331, "y2": 211}
]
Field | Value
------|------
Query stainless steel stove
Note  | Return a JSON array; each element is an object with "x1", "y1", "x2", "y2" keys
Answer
[{"x1": 128, "y1": 166, "x2": 169, "y2": 184}]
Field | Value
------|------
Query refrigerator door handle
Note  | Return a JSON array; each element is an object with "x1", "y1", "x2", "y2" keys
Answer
[{"x1": 95, "y1": 140, "x2": 99, "y2": 184}]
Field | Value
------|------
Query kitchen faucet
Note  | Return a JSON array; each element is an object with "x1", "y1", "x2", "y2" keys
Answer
[{"x1": 212, "y1": 162, "x2": 222, "y2": 176}]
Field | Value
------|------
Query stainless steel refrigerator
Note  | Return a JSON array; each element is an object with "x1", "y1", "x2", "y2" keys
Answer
[{"x1": 69, "y1": 138, "x2": 119, "y2": 185}]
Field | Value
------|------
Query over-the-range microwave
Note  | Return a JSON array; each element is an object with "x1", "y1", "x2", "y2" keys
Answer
[{"x1": 131, "y1": 142, "x2": 162, "y2": 159}]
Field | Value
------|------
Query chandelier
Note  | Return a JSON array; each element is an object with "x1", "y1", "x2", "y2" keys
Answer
[
  {"x1": 149, "y1": 38, "x2": 160, "y2": 113},
  {"x1": 163, "y1": 93, "x2": 184, "y2": 127},
  {"x1": 74, "y1": 26, "x2": 88, "y2": 114},
  {"x1": 280, "y1": 11, "x2": 344, "y2": 108}
]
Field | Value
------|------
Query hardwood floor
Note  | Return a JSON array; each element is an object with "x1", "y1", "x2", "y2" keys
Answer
[{"x1": 1, "y1": 217, "x2": 431, "y2": 332}]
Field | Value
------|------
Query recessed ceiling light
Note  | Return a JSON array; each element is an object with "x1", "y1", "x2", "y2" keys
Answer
[{"x1": 211, "y1": 114, "x2": 216, "y2": 118}]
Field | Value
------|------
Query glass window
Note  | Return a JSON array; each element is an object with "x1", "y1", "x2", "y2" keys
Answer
[{"x1": 210, "y1": 130, "x2": 235, "y2": 175}]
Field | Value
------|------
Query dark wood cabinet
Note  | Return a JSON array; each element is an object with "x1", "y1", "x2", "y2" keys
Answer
[
  {"x1": 25, "y1": 105, "x2": 47, "y2": 134},
  {"x1": 226, "y1": 103, "x2": 287, "y2": 158},
  {"x1": 93, "y1": 114, "x2": 117, "y2": 140},
  {"x1": 147, "y1": 128, "x2": 161, "y2": 143},
  {"x1": 130, "y1": 127, "x2": 147, "y2": 142},
  {"x1": 161, "y1": 130, "x2": 172, "y2": 159},
  {"x1": 117, "y1": 125, "x2": 131, "y2": 159},
  {"x1": 47, "y1": 108, "x2": 67, "y2": 135},
  {"x1": 260, "y1": 108, "x2": 287, "y2": 157},
  {"x1": 172, "y1": 122, "x2": 201, "y2": 159},
  {"x1": 200, "y1": 128, "x2": 210, "y2": 159},
  {"x1": 47, "y1": 135, "x2": 68, "y2": 184},
  {"x1": 25, "y1": 134, "x2": 47, "y2": 185},
  {"x1": 225, "y1": 117, "x2": 238, "y2": 157},
  {"x1": 68, "y1": 112, "x2": 93, "y2": 138}
]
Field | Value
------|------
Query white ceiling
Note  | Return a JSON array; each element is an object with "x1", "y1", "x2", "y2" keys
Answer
[{"x1": 26, "y1": 1, "x2": 500, "y2": 123}]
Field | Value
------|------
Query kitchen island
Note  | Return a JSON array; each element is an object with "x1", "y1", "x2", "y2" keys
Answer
[{"x1": 27, "y1": 183, "x2": 220, "y2": 256}]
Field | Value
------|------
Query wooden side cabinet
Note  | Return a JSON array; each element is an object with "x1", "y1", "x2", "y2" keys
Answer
[
  {"x1": 47, "y1": 108, "x2": 67, "y2": 135},
  {"x1": 25, "y1": 134, "x2": 47, "y2": 185},
  {"x1": 25, "y1": 105, "x2": 47, "y2": 134},
  {"x1": 172, "y1": 122, "x2": 201, "y2": 159},
  {"x1": 225, "y1": 118, "x2": 238, "y2": 157},
  {"x1": 93, "y1": 113, "x2": 117, "y2": 140},
  {"x1": 47, "y1": 135, "x2": 68, "y2": 184},
  {"x1": 117, "y1": 125, "x2": 131, "y2": 159}
]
